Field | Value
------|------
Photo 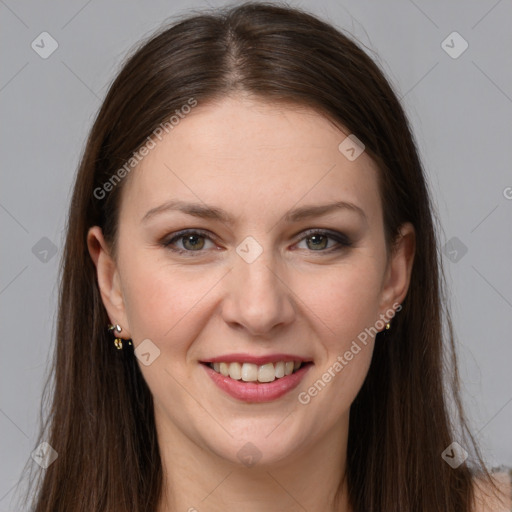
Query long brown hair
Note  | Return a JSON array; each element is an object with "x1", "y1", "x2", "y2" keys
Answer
[{"x1": 15, "y1": 2, "x2": 496, "y2": 510}]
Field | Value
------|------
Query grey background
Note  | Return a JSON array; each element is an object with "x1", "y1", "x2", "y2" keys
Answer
[{"x1": 1, "y1": 0, "x2": 511, "y2": 508}]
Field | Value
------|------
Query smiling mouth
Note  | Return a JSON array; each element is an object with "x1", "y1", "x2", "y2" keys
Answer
[{"x1": 201, "y1": 361, "x2": 312, "y2": 384}]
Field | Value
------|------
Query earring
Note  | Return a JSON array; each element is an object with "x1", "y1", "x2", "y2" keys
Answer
[
  {"x1": 380, "y1": 321, "x2": 392, "y2": 336},
  {"x1": 108, "y1": 324, "x2": 122, "y2": 334},
  {"x1": 107, "y1": 324, "x2": 133, "y2": 350}
]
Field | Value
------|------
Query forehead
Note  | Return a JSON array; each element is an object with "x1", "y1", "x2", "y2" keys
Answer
[{"x1": 120, "y1": 95, "x2": 382, "y2": 227}]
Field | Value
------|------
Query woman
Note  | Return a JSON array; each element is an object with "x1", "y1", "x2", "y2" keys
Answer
[{"x1": 17, "y1": 2, "x2": 511, "y2": 511}]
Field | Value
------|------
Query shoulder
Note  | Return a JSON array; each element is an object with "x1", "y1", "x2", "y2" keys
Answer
[{"x1": 472, "y1": 468, "x2": 512, "y2": 512}]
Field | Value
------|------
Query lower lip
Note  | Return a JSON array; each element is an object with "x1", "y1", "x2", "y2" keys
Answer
[{"x1": 201, "y1": 363, "x2": 313, "y2": 403}]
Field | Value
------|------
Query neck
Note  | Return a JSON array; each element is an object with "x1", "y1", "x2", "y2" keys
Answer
[{"x1": 155, "y1": 409, "x2": 352, "y2": 512}]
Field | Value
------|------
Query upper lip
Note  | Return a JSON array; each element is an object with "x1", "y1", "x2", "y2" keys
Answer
[{"x1": 201, "y1": 353, "x2": 313, "y2": 365}]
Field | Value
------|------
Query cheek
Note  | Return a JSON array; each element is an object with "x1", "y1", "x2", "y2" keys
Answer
[
  {"x1": 119, "y1": 252, "x2": 223, "y2": 350},
  {"x1": 295, "y1": 256, "x2": 386, "y2": 344},
  {"x1": 294, "y1": 260, "x2": 383, "y2": 422}
]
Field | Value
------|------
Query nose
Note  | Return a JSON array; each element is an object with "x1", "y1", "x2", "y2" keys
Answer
[{"x1": 221, "y1": 248, "x2": 296, "y2": 337}]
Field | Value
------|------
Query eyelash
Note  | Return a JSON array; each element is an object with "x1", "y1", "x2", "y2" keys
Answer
[{"x1": 161, "y1": 228, "x2": 353, "y2": 256}]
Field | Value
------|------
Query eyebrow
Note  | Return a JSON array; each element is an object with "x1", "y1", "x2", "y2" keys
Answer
[{"x1": 141, "y1": 199, "x2": 367, "y2": 225}]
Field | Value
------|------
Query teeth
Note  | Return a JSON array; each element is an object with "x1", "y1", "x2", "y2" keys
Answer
[
  {"x1": 209, "y1": 361, "x2": 304, "y2": 383},
  {"x1": 219, "y1": 362, "x2": 230, "y2": 377},
  {"x1": 229, "y1": 362, "x2": 242, "y2": 380},
  {"x1": 275, "y1": 361, "x2": 285, "y2": 378},
  {"x1": 241, "y1": 363, "x2": 258, "y2": 382},
  {"x1": 258, "y1": 363, "x2": 276, "y2": 383}
]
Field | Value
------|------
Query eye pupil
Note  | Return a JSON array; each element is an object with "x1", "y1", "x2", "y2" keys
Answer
[
  {"x1": 307, "y1": 235, "x2": 328, "y2": 250},
  {"x1": 183, "y1": 235, "x2": 205, "y2": 250}
]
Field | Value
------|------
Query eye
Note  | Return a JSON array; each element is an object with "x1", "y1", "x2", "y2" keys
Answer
[
  {"x1": 161, "y1": 228, "x2": 352, "y2": 256},
  {"x1": 162, "y1": 229, "x2": 217, "y2": 255},
  {"x1": 295, "y1": 229, "x2": 352, "y2": 252}
]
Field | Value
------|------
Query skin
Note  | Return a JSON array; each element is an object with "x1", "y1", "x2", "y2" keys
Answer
[{"x1": 87, "y1": 94, "x2": 415, "y2": 512}]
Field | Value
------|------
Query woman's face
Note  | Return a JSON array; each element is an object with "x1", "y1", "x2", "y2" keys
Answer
[{"x1": 88, "y1": 94, "x2": 414, "y2": 466}]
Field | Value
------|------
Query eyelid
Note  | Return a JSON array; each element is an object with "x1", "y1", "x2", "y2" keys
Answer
[
  {"x1": 162, "y1": 228, "x2": 353, "y2": 255},
  {"x1": 297, "y1": 228, "x2": 353, "y2": 248},
  {"x1": 162, "y1": 228, "x2": 217, "y2": 251}
]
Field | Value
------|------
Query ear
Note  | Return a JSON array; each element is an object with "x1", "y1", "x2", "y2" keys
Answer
[
  {"x1": 87, "y1": 226, "x2": 131, "y2": 338},
  {"x1": 378, "y1": 222, "x2": 416, "y2": 314}
]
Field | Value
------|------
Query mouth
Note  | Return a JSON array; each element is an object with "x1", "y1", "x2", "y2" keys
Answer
[
  {"x1": 202, "y1": 360, "x2": 312, "y2": 383},
  {"x1": 199, "y1": 357, "x2": 314, "y2": 403}
]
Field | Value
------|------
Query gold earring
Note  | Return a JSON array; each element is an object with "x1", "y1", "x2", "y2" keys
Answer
[
  {"x1": 108, "y1": 324, "x2": 133, "y2": 350},
  {"x1": 380, "y1": 321, "x2": 391, "y2": 336},
  {"x1": 114, "y1": 337, "x2": 130, "y2": 350}
]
